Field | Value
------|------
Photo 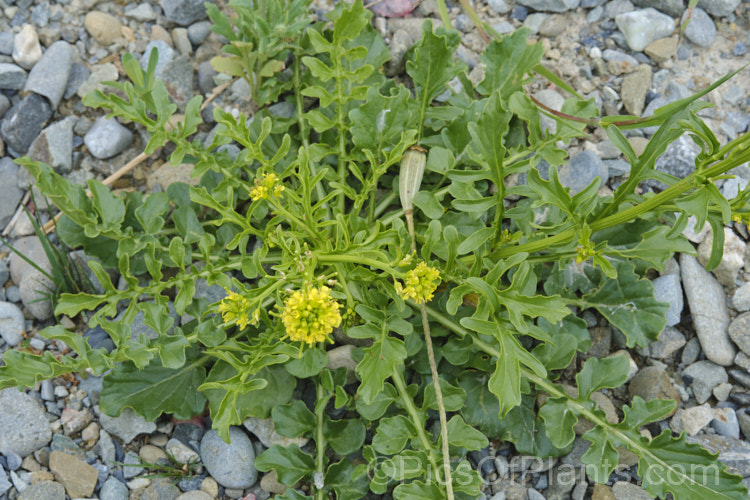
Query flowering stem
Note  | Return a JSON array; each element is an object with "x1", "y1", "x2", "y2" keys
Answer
[
  {"x1": 314, "y1": 379, "x2": 328, "y2": 500},
  {"x1": 267, "y1": 199, "x2": 322, "y2": 243}
]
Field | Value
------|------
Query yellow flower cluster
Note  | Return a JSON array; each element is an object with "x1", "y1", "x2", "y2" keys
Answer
[
  {"x1": 218, "y1": 291, "x2": 258, "y2": 329},
  {"x1": 282, "y1": 286, "x2": 341, "y2": 345},
  {"x1": 575, "y1": 240, "x2": 596, "y2": 263},
  {"x1": 249, "y1": 172, "x2": 285, "y2": 201},
  {"x1": 395, "y1": 261, "x2": 441, "y2": 304}
]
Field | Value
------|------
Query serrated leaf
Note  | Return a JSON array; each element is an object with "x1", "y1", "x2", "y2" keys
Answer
[
  {"x1": 357, "y1": 335, "x2": 407, "y2": 404},
  {"x1": 619, "y1": 396, "x2": 676, "y2": 429},
  {"x1": 495, "y1": 396, "x2": 572, "y2": 457},
  {"x1": 477, "y1": 28, "x2": 544, "y2": 98},
  {"x1": 350, "y1": 86, "x2": 414, "y2": 153},
  {"x1": 581, "y1": 426, "x2": 619, "y2": 483},
  {"x1": 255, "y1": 444, "x2": 315, "y2": 486}
]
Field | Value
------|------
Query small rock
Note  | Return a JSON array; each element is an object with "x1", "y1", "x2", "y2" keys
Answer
[
  {"x1": 644, "y1": 37, "x2": 678, "y2": 63},
  {"x1": 0, "y1": 63, "x2": 26, "y2": 90},
  {"x1": 729, "y1": 312, "x2": 750, "y2": 357},
  {"x1": 0, "y1": 388, "x2": 51, "y2": 457},
  {"x1": 60, "y1": 408, "x2": 94, "y2": 435},
  {"x1": 143, "y1": 478, "x2": 181, "y2": 500},
  {"x1": 177, "y1": 491, "x2": 213, "y2": 500},
  {"x1": 628, "y1": 366, "x2": 679, "y2": 413},
  {"x1": 602, "y1": 49, "x2": 638, "y2": 75},
  {"x1": 187, "y1": 21, "x2": 212, "y2": 45},
  {"x1": 615, "y1": 8, "x2": 675, "y2": 52},
  {"x1": 558, "y1": 151, "x2": 608, "y2": 194},
  {"x1": 687, "y1": 434, "x2": 750, "y2": 476},
  {"x1": 534, "y1": 88, "x2": 565, "y2": 134},
  {"x1": 76, "y1": 63, "x2": 118, "y2": 99},
  {"x1": 487, "y1": 0, "x2": 512, "y2": 14},
  {"x1": 97, "y1": 407, "x2": 157, "y2": 444},
  {"x1": 28, "y1": 118, "x2": 74, "y2": 173},
  {"x1": 0, "y1": 301, "x2": 24, "y2": 346},
  {"x1": 97, "y1": 429, "x2": 116, "y2": 465},
  {"x1": 161, "y1": 55, "x2": 194, "y2": 111},
  {"x1": 17, "y1": 480, "x2": 65, "y2": 500},
  {"x1": 19, "y1": 271, "x2": 55, "y2": 321},
  {"x1": 83, "y1": 12, "x2": 122, "y2": 46},
  {"x1": 733, "y1": 283, "x2": 750, "y2": 312},
  {"x1": 140, "y1": 40, "x2": 175, "y2": 78},
  {"x1": 81, "y1": 422, "x2": 99, "y2": 443},
  {"x1": 647, "y1": 326, "x2": 686, "y2": 359},
  {"x1": 161, "y1": 0, "x2": 212, "y2": 26},
  {"x1": 23, "y1": 41, "x2": 72, "y2": 109},
  {"x1": 200, "y1": 427, "x2": 257, "y2": 489},
  {"x1": 621, "y1": 64, "x2": 651, "y2": 116},
  {"x1": 166, "y1": 438, "x2": 200, "y2": 465},
  {"x1": 671, "y1": 403, "x2": 714, "y2": 436},
  {"x1": 172, "y1": 28, "x2": 192, "y2": 56},
  {"x1": 260, "y1": 470, "x2": 286, "y2": 495},
  {"x1": 680, "y1": 254, "x2": 735, "y2": 366},
  {"x1": 631, "y1": 0, "x2": 684, "y2": 16},
  {"x1": 713, "y1": 382, "x2": 733, "y2": 402},
  {"x1": 539, "y1": 14, "x2": 567, "y2": 37},
  {"x1": 100, "y1": 477, "x2": 129, "y2": 500},
  {"x1": 682, "y1": 215, "x2": 710, "y2": 244},
  {"x1": 244, "y1": 417, "x2": 309, "y2": 449},
  {"x1": 697, "y1": 0, "x2": 739, "y2": 18},
  {"x1": 1, "y1": 93, "x2": 52, "y2": 155},
  {"x1": 123, "y1": 451, "x2": 143, "y2": 479},
  {"x1": 683, "y1": 361, "x2": 728, "y2": 404},
  {"x1": 712, "y1": 407, "x2": 740, "y2": 439},
  {"x1": 326, "y1": 345, "x2": 358, "y2": 384},
  {"x1": 84, "y1": 116, "x2": 133, "y2": 160},
  {"x1": 697, "y1": 227, "x2": 745, "y2": 287},
  {"x1": 200, "y1": 477, "x2": 218, "y2": 497},
  {"x1": 49, "y1": 450, "x2": 97, "y2": 498},
  {"x1": 12, "y1": 25, "x2": 42, "y2": 70},
  {"x1": 125, "y1": 3, "x2": 157, "y2": 22},
  {"x1": 682, "y1": 8, "x2": 716, "y2": 48},
  {"x1": 515, "y1": 0, "x2": 581, "y2": 12},
  {"x1": 652, "y1": 273, "x2": 683, "y2": 329},
  {"x1": 592, "y1": 483, "x2": 616, "y2": 500},
  {"x1": 0, "y1": 159, "x2": 23, "y2": 230}
]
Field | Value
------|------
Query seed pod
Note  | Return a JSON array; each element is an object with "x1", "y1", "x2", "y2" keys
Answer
[{"x1": 399, "y1": 145, "x2": 427, "y2": 213}]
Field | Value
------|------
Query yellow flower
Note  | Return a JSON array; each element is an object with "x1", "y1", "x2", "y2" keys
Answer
[
  {"x1": 281, "y1": 286, "x2": 341, "y2": 345},
  {"x1": 249, "y1": 173, "x2": 285, "y2": 201},
  {"x1": 218, "y1": 291, "x2": 255, "y2": 329},
  {"x1": 395, "y1": 261, "x2": 441, "y2": 304}
]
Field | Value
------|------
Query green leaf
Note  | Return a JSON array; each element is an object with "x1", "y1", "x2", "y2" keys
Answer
[
  {"x1": 532, "y1": 333, "x2": 578, "y2": 371},
  {"x1": 350, "y1": 86, "x2": 414, "y2": 153},
  {"x1": 539, "y1": 397, "x2": 577, "y2": 449},
  {"x1": 422, "y1": 378, "x2": 466, "y2": 412},
  {"x1": 272, "y1": 401, "x2": 315, "y2": 438},
  {"x1": 619, "y1": 396, "x2": 676, "y2": 429},
  {"x1": 285, "y1": 348, "x2": 328, "y2": 378},
  {"x1": 578, "y1": 261, "x2": 668, "y2": 347},
  {"x1": 413, "y1": 191, "x2": 444, "y2": 219},
  {"x1": 456, "y1": 227, "x2": 494, "y2": 255},
  {"x1": 468, "y1": 90, "x2": 513, "y2": 185},
  {"x1": 445, "y1": 415, "x2": 489, "y2": 451},
  {"x1": 325, "y1": 459, "x2": 370, "y2": 500},
  {"x1": 324, "y1": 417, "x2": 366, "y2": 455},
  {"x1": 255, "y1": 444, "x2": 315, "y2": 486},
  {"x1": 477, "y1": 28, "x2": 544, "y2": 99},
  {"x1": 393, "y1": 480, "x2": 444, "y2": 500},
  {"x1": 356, "y1": 382, "x2": 397, "y2": 421},
  {"x1": 372, "y1": 415, "x2": 414, "y2": 455},
  {"x1": 576, "y1": 356, "x2": 630, "y2": 400},
  {"x1": 495, "y1": 396, "x2": 572, "y2": 457},
  {"x1": 457, "y1": 371, "x2": 504, "y2": 437},
  {"x1": 99, "y1": 353, "x2": 207, "y2": 421},
  {"x1": 581, "y1": 426, "x2": 619, "y2": 483},
  {"x1": 88, "y1": 179, "x2": 125, "y2": 230},
  {"x1": 357, "y1": 335, "x2": 407, "y2": 404}
]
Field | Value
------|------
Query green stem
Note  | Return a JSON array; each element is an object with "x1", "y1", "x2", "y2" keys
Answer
[
  {"x1": 434, "y1": 0, "x2": 452, "y2": 29},
  {"x1": 317, "y1": 254, "x2": 399, "y2": 276},
  {"x1": 334, "y1": 47, "x2": 348, "y2": 214},
  {"x1": 391, "y1": 367, "x2": 440, "y2": 473},
  {"x1": 314, "y1": 380, "x2": 328, "y2": 500},
  {"x1": 268, "y1": 199, "x2": 322, "y2": 243}
]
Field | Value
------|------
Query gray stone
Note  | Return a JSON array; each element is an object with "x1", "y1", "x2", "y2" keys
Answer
[
  {"x1": 161, "y1": 0, "x2": 213, "y2": 25},
  {"x1": 697, "y1": 227, "x2": 745, "y2": 287},
  {"x1": 621, "y1": 64, "x2": 651, "y2": 116},
  {"x1": 19, "y1": 270, "x2": 55, "y2": 321},
  {"x1": 12, "y1": 25, "x2": 42, "y2": 70},
  {"x1": 671, "y1": 403, "x2": 714, "y2": 436},
  {"x1": 0, "y1": 63, "x2": 26, "y2": 90},
  {"x1": 516, "y1": 0, "x2": 580, "y2": 12},
  {"x1": 0, "y1": 466, "x2": 10, "y2": 496},
  {"x1": 17, "y1": 480, "x2": 65, "y2": 500},
  {"x1": 166, "y1": 438, "x2": 200, "y2": 465},
  {"x1": 161, "y1": 55, "x2": 194, "y2": 111},
  {"x1": 697, "y1": 0, "x2": 739, "y2": 17},
  {"x1": 602, "y1": 49, "x2": 639, "y2": 75},
  {"x1": 200, "y1": 427, "x2": 257, "y2": 489},
  {"x1": 729, "y1": 312, "x2": 750, "y2": 357},
  {"x1": 732, "y1": 283, "x2": 750, "y2": 312},
  {"x1": 604, "y1": 0, "x2": 635, "y2": 20},
  {"x1": 648, "y1": 134, "x2": 701, "y2": 189},
  {"x1": 50, "y1": 433, "x2": 85, "y2": 461},
  {"x1": 99, "y1": 477, "x2": 128, "y2": 500},
  {"x1": 652, "y1": 274, "x2": 683, "y2": 327},
  {"x1": 631, "y1": 0, "x2": 684, "y2": 16},
  {"x1": 115, "y1": 301, "x2": 179, "y2": 342},
  {"x1": 83, "y1": 116, "x2": 133, "y2": 160},
  {"x1": 123, "y1": 451, "x2": 143, "y2": 479},
  {"x1": 615, "y1": 8, "x2": 676, "y2": 52},
  {"x1": 76, "y1": 63, "x2": 117, "y2": 99},
  {"x1": 8, "y1": 236, "x2": 51, "y2": 287},
  {"x1": 487, "y1": 0, "x2": 512, "y2": 14},
  {"x1": 0, "y1": 301, "x2": 24, "y2": 347},
  {"x1": 683, "y1": 8, "x2": 716, "y2": 47},
  {"x1": 628, "y1": 365, "x2": 680, "y2": 408},
  {"x1": 64, "y1": 62, "x2": 89, "y2": 99},
  {"x1": 558, "y1": 151, "x2": 608, "y2": 194},
  {"x1": 1, "y1": 93, "x2": 52, "y2": 155},
  {"x1": 687, "y1": 434, "x2": 750, "y2": 477},
  {"x1": 0, "y1": 388, "x2": 52, "y2": 457},
  {"x1": 125, "y1": 3, "x2": 157, "y2": 22},
  {"x1": 177, "y1": 492, "x2": 213, "y2": 500},
  {"x1": 0, "y1": 33, "x2": 13, "y2": 55},
  {"x1": 187, "y1": 21, "x2": 212, "y2": 45},
  {"x1": 23, "y1": 41, "x2": 72, "y2": 109},
  {"x1": 97, "y1": 406, "x2": 156, "y2": 444},
  {"x1": 140, "y1": 40, "x2": 175, "y2": 78},
  {"x1": 28, "y1": 117, "x2": 74, "y2": 173},
  {"x1": 712, "y1": 407, "x2": 740, "y2": 439},
  {"x1": 0, "y1": 158, "x2": 23, "y2": 230},
  {"x1": 648, "y1": 326, "x2": 686, "y2": 359},
  {"x1": 197, "y1": 60, "x2": 217, "y2": 95},
  {"x1": 96, "y1": 429, "x2": 115, "y2": 464},
  {"x1": 0, "y1": 94, "x2": 10, "y2": 118},
  {"x1": 534, "y1": 88, "x2": 565, "y2": 134},
  {"x1": 244, "y1": 417, "x2": 309, "y2": 449},
  {"x1": 683, "y1": 361, "x2": 728, "y2": 404}
]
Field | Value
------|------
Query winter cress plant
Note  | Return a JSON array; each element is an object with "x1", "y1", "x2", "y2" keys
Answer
[{"x1": 3, "y1": 1, "x2": 750, "y2": 498}]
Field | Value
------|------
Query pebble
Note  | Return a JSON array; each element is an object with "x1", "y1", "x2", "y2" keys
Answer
[
  {"x1": 0, "y1": 387, "x2": 52, "y2": 458},
  {"x1": 244, "y1": 417, "x2": 309, "y2": 449},
  {"x1": 648, "y1": 134, "x2": 700, "y2": 188},
  {"x1": 0, "y1": 63, "x2": 26, "y2": 90},
  {"x1": 644, "y1": 36, "x2": 678, "y2": 64},
  {"x1": 697, "y1": 227, "x2": 746, "y2": 287},
  {"x1": 97, "y1": 407, "x2": 157, "y2": 444},
  {"x1": 688, "y1": 434, "x2": 750, "y2": 476},
  {"x1": 732, "y1": 283, "x2": 750, "y2": 312},
  {"x1": 166, "y1": 438, "x2": 200, "y2": 465},
  {"x1": 487, "y1": 0, "x2": 512, "y2": 14},
  {"x1": 671, "y1": 403, "x2": 714, "y2": 436},
  {"x1": 0, "y1": 159, "x2": 23, "y2": 229},
  {"x1": 60, "y1": 408, "x2": 94, "y2": 435},
  {"x1": 23, "y1": 40, "x2": 72, "y2": 110},
  {"x1": 712, "y1": 407, "x2": 740, "y2": 439},
  {"x1": 161, "y1": 0, "x2": 211, "y2": 26},
  {"x1": 83, "y1": 12, "x2": 123, "y2": 46},
  {"x1": 615, "y1": 8, "x2": 676, "y2": 52},
  {"x1": 558, "y1": 151, "x2": 608, "y2": 194},
  {"x1": 76, "y1": 63, "x2": 118, "y2": 99},
  {"x1": 651, "y1": 275, "x2": 683, "y2": 327},
  {"x1": 601, "y1": 49, "x2": 638, "y2": 75},
  {"x1": 683, "y1": 8, "x2": 716, "y2": 48},
  {"x1": 680, "y1": 254, "x2": 735, "y2": 366},
  {"x1": 100, "y1": 476, "x2": 129, "y2": 500},
  {"x1": 12, "y1": 24, "x2": 42, "y2": 70},
  {"x1": 19, "y1": 271, "x2": 55, "y2": 321},
  {"x1": 632, "y1": 0, "x2": 684, "y2": 17},
  {"x1": 172, "y1": 28, "x2": 193, "y2": 56},
  {"x1": 48, "y1": 450, "x2": 98, "y2": 497},
  {"x1": 177, "y1": 491, "x2": 213, "y2": 500},
  {"x1": 83, "y1": 116, "x2": 134, "y2": 160},
  {"x1": 160, "y1": 55, "x2": 194, "y2": 111},
  {"x1": 729, "y1": 312, "x2": 750, "y2": 357},
  {"x1": 621, "y1": 64, "x2": 651, "y2": 116},
  {"x1": 515, "y1": 0, "x2": 580, "y2": 12},
  {"x1": 645, "y1": 326, "x2": 686, "y2": 359},
  {"x1": 683, "y1": 361, "x2": 728, "y2": 404},
  {"x1": 627, "y1": 366, "x2": 679, "y2": 412},
  {"x1": 200, "y1": 427, "x2": 257, "y2": 489},
  {"x1": 697, "y1": 0, "x2": 740, "y2": 18},
  {"x1": 534, "y1": 88, "x2": 565, "y2": 134},
  {"x1": 0, "y1": 301, "x2": 24, "y2": 346},
  {"x1": 0, "y1": 93, "x2": 52, "y2": 156},
  {"x1": 17, "y1": 480, "x2": 65, "y2": 500},
  {"x1": 141, "y1": 40, "x2": 176, "y2": 78},
  {"x1": 125, "y1": 3, "x2": 157, "y2": 22},
  {"x1": 28, "y1": 117, "x2": 74, "y2": 174}
]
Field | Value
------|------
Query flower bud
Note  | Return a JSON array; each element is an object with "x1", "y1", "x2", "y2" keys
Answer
[{"x1": 399, "y1": 145, "x2": 427, "y2": 213}]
